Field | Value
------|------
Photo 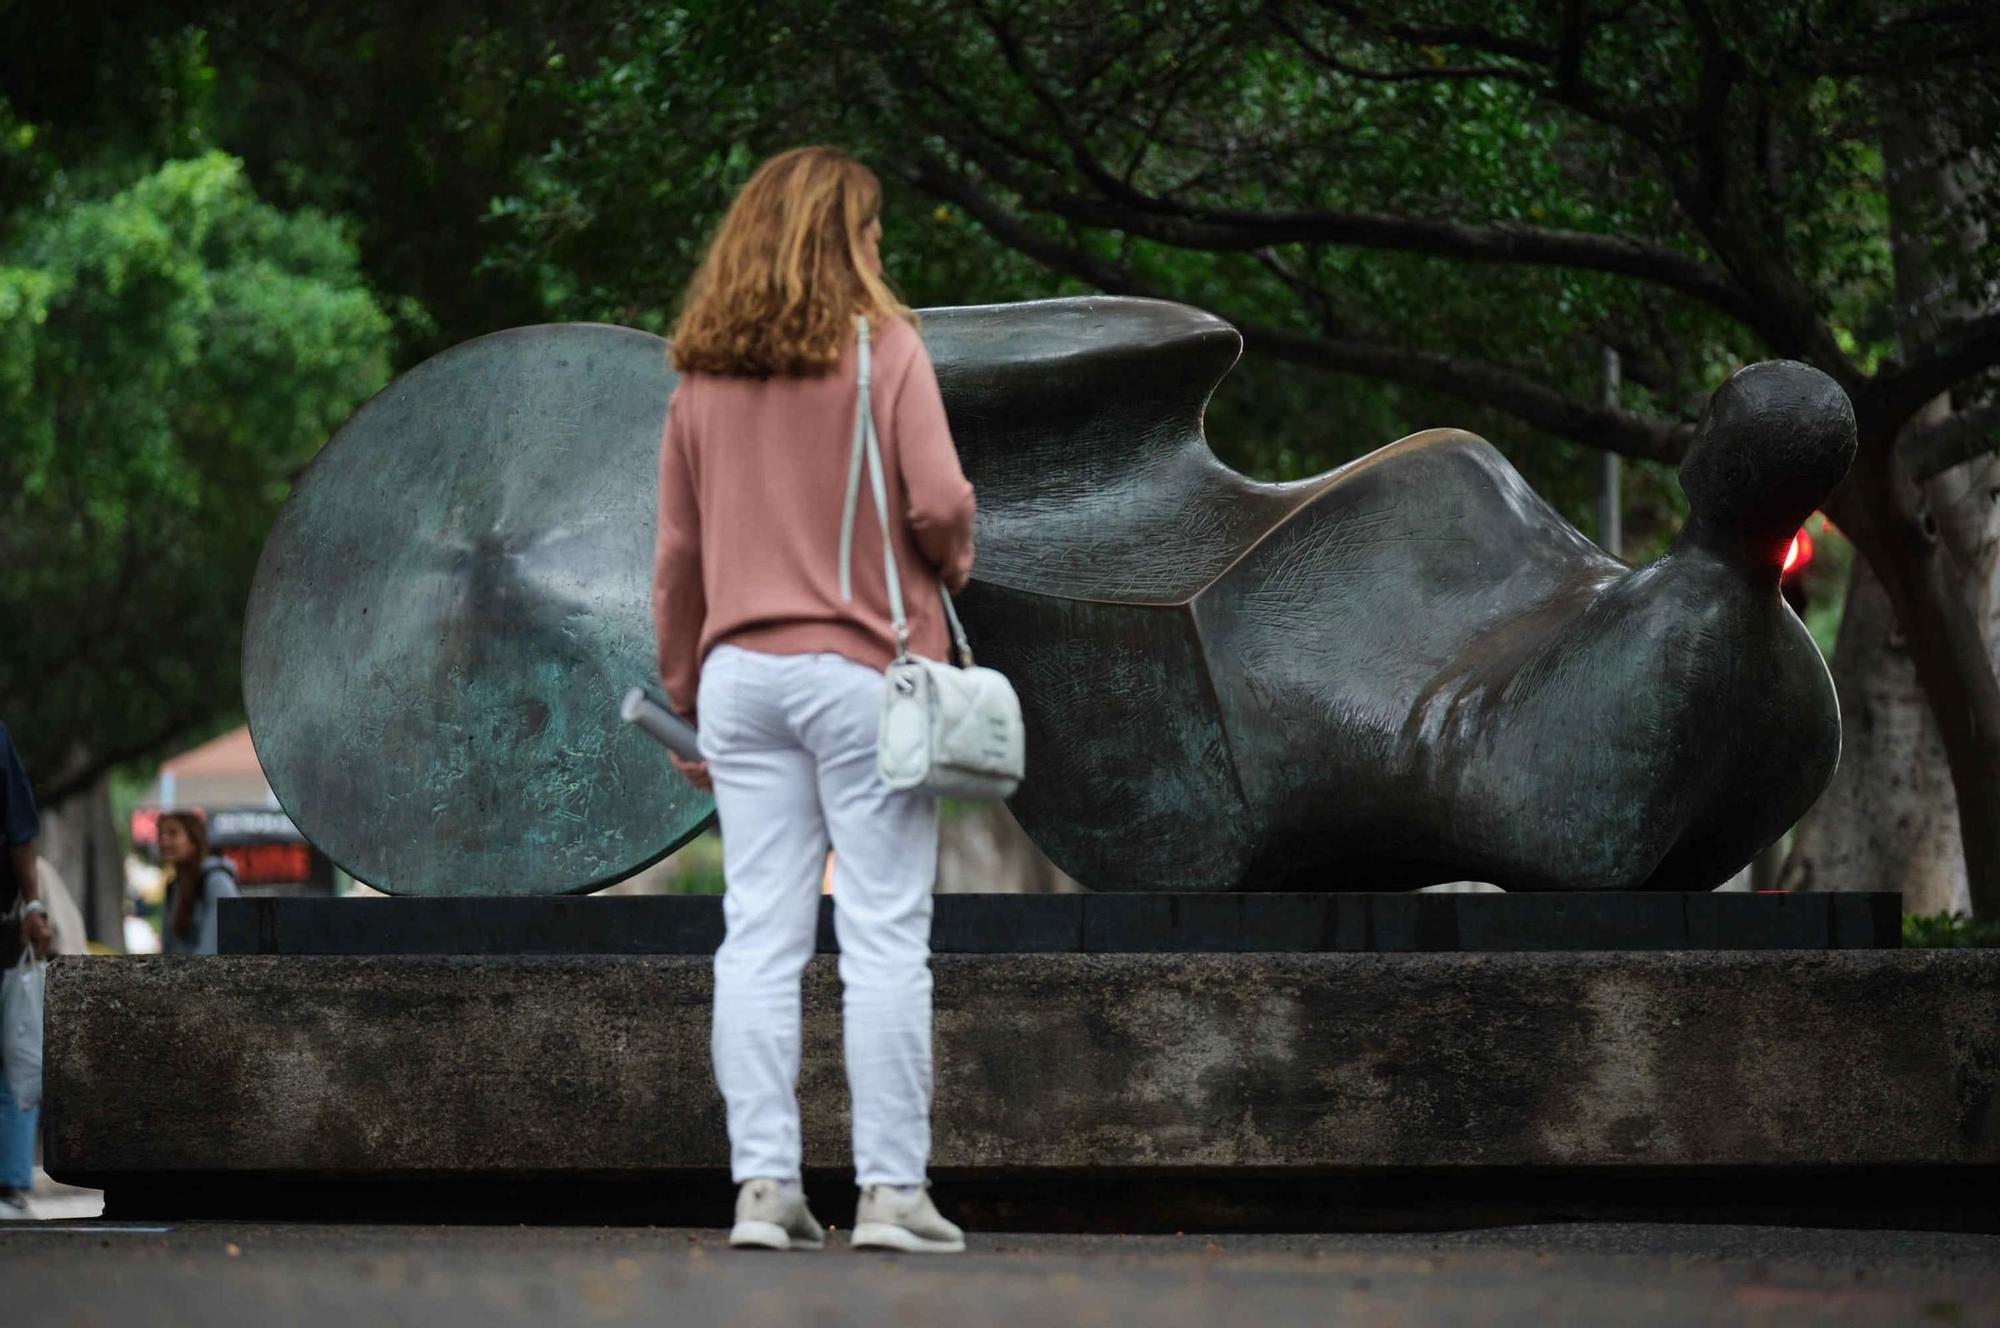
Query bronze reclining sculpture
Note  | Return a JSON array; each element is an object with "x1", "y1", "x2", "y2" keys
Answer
[
  {"x1": 920, "y1": 299, "x2": 1855, "y2": 893},
  {"x1": 244, "y1": 298, "x2": 1853, "y2": 896}
]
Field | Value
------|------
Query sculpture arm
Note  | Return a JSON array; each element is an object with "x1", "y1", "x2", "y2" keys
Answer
[
  {"x1": 892, "y1": 335, "x2": 977, "y2": 592},
  {"x1": 651, "y1": 388, "x2": 706, "y2": 717}
]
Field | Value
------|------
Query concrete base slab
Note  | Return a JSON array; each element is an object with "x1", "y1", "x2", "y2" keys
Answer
[{"x1": 44, "y1": 952, "x2": 2000, "y2": 1217}]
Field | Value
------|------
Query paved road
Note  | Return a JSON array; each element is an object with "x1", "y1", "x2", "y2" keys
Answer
[{"x1": 4, "y1": 1220, "x2": 1997, "y2": 1326}]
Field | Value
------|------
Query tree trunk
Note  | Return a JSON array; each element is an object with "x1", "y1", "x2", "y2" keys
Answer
[
  {"x1": 1782, "y1": 89, "x2": 2000, "y2": 916},
  {"x1": 1859, "y1": 453, "x2": 2000, "y2": 917},
  {"x1": 36, "y1": 777, "x2": 128, "y2": 951},
  {"x1": 1779, "y1": 549, "x2": 1972, "y2": 913}
]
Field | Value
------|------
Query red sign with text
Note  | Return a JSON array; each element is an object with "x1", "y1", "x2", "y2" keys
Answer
[{"x1": 220, "y1": 843, "x2": 314, "y2": 887}]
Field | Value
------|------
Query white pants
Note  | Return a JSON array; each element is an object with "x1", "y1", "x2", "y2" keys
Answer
[{"x1": 698, "y1": 645, "x2": 938, "y2": 1186}]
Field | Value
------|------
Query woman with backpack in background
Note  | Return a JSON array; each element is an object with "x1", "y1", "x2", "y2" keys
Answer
[{"x1": 157, "y1": 810, "x2": 239, "y2": 957}]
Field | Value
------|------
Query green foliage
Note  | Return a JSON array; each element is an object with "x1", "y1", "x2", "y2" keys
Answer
[
  {"x1": 1903, "y1": 912, "x2": 2000, "y2": 949},
  {"x1": 1797, "y1": 515, "x2": 1855, "y2": 658},
  {"x1": 6, "y1": 1, "x2": 1991, "y2": 813},
  {"x1": 472, "y1": 5, "x2": 1070, "y2": 331},
  {"x1": 0, "y1": 150, "x2": 391, "y2": 797},
  {"x1": 136, "y1": 1, "x2": 1966, "y2": 554},
  {"x1": 466, "y1": 1, "x2": 1766, "y2": 535},
  {"x1": 190, "y1": 3, "x2": 599, "y2": 365}
]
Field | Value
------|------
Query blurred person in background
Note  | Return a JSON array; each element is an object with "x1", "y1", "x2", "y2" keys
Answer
[
  {"x1": 1, "y1": 720, "x2": 49, "y2": 1216},
  {"x1": 123, "y1": 895, "x2": 160, "y2": 955},
  {"x1": 156, "y1": 811, "x2": 239, "y2": 956},
  {"x1": 29, "y1": 857, "x2": 87, "y2": 957}
]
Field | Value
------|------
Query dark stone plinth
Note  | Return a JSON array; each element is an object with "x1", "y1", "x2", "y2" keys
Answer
[
  {"x1": 80, "y1": 1167, "x2": 2000, "y2": 1233},
  {"x1": 45, "y1": 950, "x2": 1996, "y2": 1206},
  {"x1": 216, "y1": 891, "x2": 1901, "y2": 956}
]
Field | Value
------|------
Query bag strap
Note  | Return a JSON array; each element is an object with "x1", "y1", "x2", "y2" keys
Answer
[
  {"x1": 838, "y1": 316, "x2": 973, "y2": 666},
  {"x1": 939, "y1": 585, "x2": 975, "y2": 668}
]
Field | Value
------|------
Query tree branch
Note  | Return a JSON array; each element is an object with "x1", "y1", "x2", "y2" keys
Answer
[
  {"x1": 38, "y1": 709, "x2": 212, "y2": 809},
  {"x1": 1555, "y1": 0, "x2": 1588, "y2": 94},
  {"x1": 1807, "y1": 4, "x2": 2000, "y2": 74},
  {"x1": 1265, "y1": 7, "x2": 1533, "y2": 84},
  {"x1": 1237, "y1": 319, "x2": 1691, "y2": 463},
  {"x1": 1903, "y1": 397, "x2": 2000, "y2": 483},
  {"x1": 1679, "y1": 0, "x2": 1739, "y2": 215},
  {"x1": 1251, "y1": 247, "x2": 1359, "y2": 340},
  {"x1": 927, "y1": 123, "x2": 1761, "y2": 325},
  {"x1": 1296, "y1": 0, "x2": 1656, "y2": 144},
  {"x1": 1311, "y1": 0, "x2": 1560, "y2": 63},
  {"x1": 926, "y1": 2, "x2": 1844, "y2": 366},
  {"x1": 966, "y1": 0, "x2": 1193, "y2": 215},
  {"x1": 1877, "y1": 310, "x2": 2000, "y2": 424},
  {"x1": 902, "y1": 154, "x2": 1692, "y2": 464},
  {"x1": 898, "y1": 153, "x2": 1165, "y2": 297},
  {"x1": 1112, "y1": 201, "x2": 1759, "y2": 323},
  {"x1": 1281, "y1": 0, "x2": 1857, "y2": 376}
]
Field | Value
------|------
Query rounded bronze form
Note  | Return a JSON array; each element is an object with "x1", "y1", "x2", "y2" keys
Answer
[{"x1": 243, "y1": 324, "x2": 710, "y2": 895}]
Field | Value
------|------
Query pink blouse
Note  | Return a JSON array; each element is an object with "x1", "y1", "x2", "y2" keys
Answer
[{"x1": 652, "y1": 317, "x2": 977, "y2": 715}]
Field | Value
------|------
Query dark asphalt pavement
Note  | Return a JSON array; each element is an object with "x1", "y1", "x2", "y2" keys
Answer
[{"x1": 5, "y1": 1220, "x2": 1998, "y2": 1326}]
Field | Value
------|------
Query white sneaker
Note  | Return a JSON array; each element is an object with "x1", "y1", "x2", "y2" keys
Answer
[
  {"x1": 850, "y1": 1183, "x2": 965, "y2": 1253},
  {"x1": 0, "y1": 1188, "x2": 33, "y2": 1220},
  {"x1": 728, "y1": 1179, "x2": 826, "y2": 1251}
]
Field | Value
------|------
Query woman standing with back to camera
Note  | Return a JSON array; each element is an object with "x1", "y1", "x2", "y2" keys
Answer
[{"x1": 652, "y1": 147, "x2": 976, "y2": 1253}]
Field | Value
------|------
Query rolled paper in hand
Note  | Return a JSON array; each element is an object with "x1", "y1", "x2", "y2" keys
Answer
[{"x1": 620, "y1": 687, "x2": 703, "y2": 762}]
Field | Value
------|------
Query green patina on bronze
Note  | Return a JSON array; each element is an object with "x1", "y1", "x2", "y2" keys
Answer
[{"x1": 242, "y1": 323, "x2": 710, "y2": 895}]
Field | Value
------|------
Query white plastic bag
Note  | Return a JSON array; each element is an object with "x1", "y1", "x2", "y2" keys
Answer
[{"x1": 2, "y1": 947, "x2": 44, "y2": 1112}]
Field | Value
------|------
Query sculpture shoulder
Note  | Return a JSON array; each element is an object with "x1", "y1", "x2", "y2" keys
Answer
[
  {"x1": 922, "y1": 298, "x2": 1274, "y2": 600},
  {"x1": 920, "y1": 296, "x2": 1240, "y2": 385},
  {"x1": 919, "y1": 298, "x2": 1241, "y2": 481},
  {"x1": 1220, "y1": 428, "x2": 1614, "y2": 598},
  {"x1": 918, "y1": 298, "x2": 1615, "y2": 604}
]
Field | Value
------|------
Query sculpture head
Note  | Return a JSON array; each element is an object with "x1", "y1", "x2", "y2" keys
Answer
[{"x1": 1677, "y1": 360, "x2": 1856, "y2": 568}]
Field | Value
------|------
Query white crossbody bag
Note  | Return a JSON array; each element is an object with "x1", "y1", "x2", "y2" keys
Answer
[{"x1": 840, "y1": 317, "x2": 1025, "y2": 800}]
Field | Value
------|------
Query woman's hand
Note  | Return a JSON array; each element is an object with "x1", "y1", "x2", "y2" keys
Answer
[
  {"x1": 670, "y1": 752, "x2": 712, "y2": 792},
  {"x1": 945, "y1": 557, "x2": 972, "y2": 594}
]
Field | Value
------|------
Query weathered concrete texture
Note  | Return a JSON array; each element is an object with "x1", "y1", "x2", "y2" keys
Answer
[{"x1": 43, "y1": 951, "x2": 2000, "y2": 1184}]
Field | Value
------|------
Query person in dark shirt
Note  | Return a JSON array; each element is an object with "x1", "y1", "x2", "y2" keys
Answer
[
  {"x1": 1, "y1": 723, "x2": 47, "y2": 949},
  {"x1": 0, "y1": 721, "x2": 47, "y2": 1215}
]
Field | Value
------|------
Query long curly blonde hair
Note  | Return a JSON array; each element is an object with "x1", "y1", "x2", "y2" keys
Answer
[{"x1": 670, "y1": 147, "x2": 912, "y2": 378}]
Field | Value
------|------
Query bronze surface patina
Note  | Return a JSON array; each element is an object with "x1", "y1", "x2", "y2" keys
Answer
[
  {"x1": 244, "y1": 299, "x2": 1853, "y2": 896},
  {"x1": 921, "y1": 298, "x2": 1855, "y2": 893},
  {"x1": 243, "y1": 323, "x2": 708, "y2": 895}
]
